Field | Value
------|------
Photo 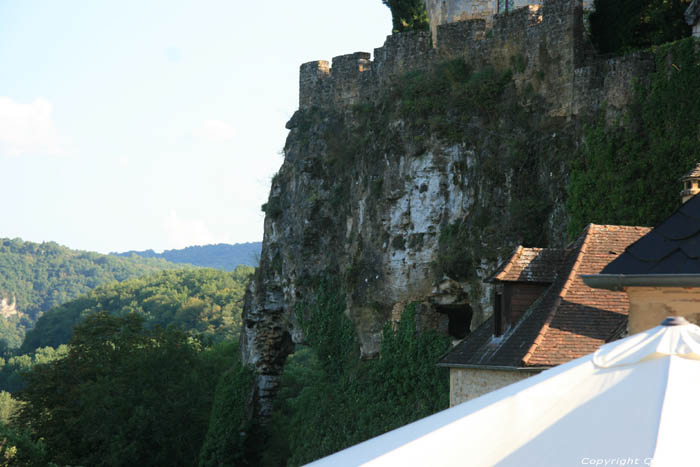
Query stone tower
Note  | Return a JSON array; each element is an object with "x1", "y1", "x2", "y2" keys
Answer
[
  {"x1": 681, "y1": 163, "x2": 700, "y2": 203},
  {"x1": 422, "y1": 0, "x2": 594, "y2": 46}
]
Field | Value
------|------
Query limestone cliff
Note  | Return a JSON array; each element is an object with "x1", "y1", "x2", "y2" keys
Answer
[
  {"x1": 242, "y1": 0, "x2": 655, "y2": 417},
  {"x1": 0, "y1": 296, "x2": 18, "y2": 319}
]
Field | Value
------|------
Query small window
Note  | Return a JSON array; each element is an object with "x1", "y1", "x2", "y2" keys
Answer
[
  {"x1": 494, "y1": 292, "x2": 503, "y2": 336},
  {"x1": 687, "y1": 181, "x2": 692, "y2": 190},
  {"x1": 498, "y1": 0, "x2": 513, "y2": 13}
]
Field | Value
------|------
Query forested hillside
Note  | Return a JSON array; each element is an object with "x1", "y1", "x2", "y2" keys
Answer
[
  {"x1": 20, "y1": 267, "x2": 253, "y2": 354},
  {"x1": 0, "y1": 238, "x2": 184, "y2": 347},
  {"x1": 113, "y1": 242, "x2": 261, "y2": 270},
  {"x1": 5, "y1": 313, "x2": 241, "y2": 466},
  {"x1": 0, "y1": 268, "x2": 254, "y2": 465}
]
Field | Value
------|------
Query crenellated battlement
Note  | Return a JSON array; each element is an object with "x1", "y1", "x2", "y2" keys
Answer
[{"x1": 297, "y1": 0, "x2": 650, "y2": 120}]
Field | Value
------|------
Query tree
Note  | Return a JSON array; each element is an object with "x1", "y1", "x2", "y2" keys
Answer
[
  {"x1": 17, "y1": 312, "x2": 226, "y2": 466},
  {"x1": 198, "y1": 365, "x2": 257, "y2": 467},
  {"x1": 590, "y1": 0, "x2": 691, "y2": 54},
  {"x1": 20, "y1": 268, "x2": 252, "y2": 354},
  {"x1": 382, "y1": 0, "x2": 430, "y2": 33}
]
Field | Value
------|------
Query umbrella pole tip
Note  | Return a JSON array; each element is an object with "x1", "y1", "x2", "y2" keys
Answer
[{"x1": 661, "y1": 316, "x2": 690, "y2": 326}]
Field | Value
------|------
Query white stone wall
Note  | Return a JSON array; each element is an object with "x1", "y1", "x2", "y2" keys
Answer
[
  {"x1": 424, "y1": 0, "x2": 595, "y2": 47},
  {"x1": 424, "y1": 0, "x2": 498, "y2": 45},
  {"x1": 450, "y1": 367, "x2": 541, "y2": 406}
]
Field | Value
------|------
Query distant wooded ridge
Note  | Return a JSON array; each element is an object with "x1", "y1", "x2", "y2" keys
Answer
[{"x1": 111, "y1": 242, "x2": 261, "y2": 270}]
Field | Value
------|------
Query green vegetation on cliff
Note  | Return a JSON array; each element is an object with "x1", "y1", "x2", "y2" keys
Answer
[
  {"x1": 568, "y1": 38, "x2": 700, "y2": 234},
  {"x1": 199, "y1": 362, "x2": 257, "y2": 466},
  {"x1": 20, "y1": 266, "x2": 253, "y2": 354},
  {"x1": 260, "y1": 282, "x2": 449, "y2": 465},
  {"x1": 309, "y1": 58, "x2": 573, "y2": 286}
]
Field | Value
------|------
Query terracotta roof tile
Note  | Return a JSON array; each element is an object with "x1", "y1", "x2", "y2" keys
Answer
[
  {"x1": 439, "y1": 224, "x2": 651, "y2": 368},
  {"x1": 681, "y1": 162, "x2": 700, "y2": 180},
  {"x1": 485, "y1": 247, "x2": 567, "y2": 283}
]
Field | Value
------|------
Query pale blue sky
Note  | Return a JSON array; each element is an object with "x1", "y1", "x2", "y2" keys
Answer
[{"x1": 0, "y1": 1, "x2": 391, "y2": 253}]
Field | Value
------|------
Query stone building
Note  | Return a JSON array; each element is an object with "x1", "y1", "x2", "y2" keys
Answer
[
  {"x1": 681, "y1": 161, "x2": 700, "y2": 203},
  {"x1": 422, "y1": 0, "x2": 595, "y2": 45},
  {"x1": 583, "y1": 167, "x2": 700, "y2": 334},
  {"x1": 439, "y1": 224, "x2": 649, "y2": 406},
  {"x1": 686, "y1": 0, "x2": 700, "y2": 37}
]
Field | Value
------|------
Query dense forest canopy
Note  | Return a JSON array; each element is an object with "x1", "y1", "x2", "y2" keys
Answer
[
  {"x1": 11, "y1": 313, "x2": 238, "y2": 467},
  {"x1": 20, "y1": 266, "x2": 253, "y2": 354},
  {"x1": 0, "y1": 238, "x2": 184, "y2": 348}
]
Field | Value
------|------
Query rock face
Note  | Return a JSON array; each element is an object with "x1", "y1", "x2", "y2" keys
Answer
[
  {"x1": 0, "y1": 296, "x2": 18, "y2": 319},
  {"x1": 242, "y1": 0, "x2": 656, "y2": 417}
]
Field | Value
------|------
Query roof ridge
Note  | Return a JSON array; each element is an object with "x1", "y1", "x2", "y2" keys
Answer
[
  {"x1": 493, "y1": 246, "x2": 524, "y2": 282},
  {"x1": 589, "y1": 224, "x2": 650, "y2": 230},
  {"x1": 521, "y1": 224, "x2": 594, "y2": 365}
]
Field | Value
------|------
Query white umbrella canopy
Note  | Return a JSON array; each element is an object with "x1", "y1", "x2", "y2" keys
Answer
[{"x1": 309, "y1": 317, "x2": 700, "y2": 467}]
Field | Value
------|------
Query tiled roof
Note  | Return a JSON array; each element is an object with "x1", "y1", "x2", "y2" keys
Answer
[
  {"x1": 681, "y1": 162, "x2": 700, "y2": 180},
  {"x1": 602, "y1": 194, "x2": 700, "y2": 274},
  {"x1": 485, "y1": 247, "x2": 567, "y2": 283},
  {"x1": 440, "y1": 224, "x2": 651, "y2": 368}
]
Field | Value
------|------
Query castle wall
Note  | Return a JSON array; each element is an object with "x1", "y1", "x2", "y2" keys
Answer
[
  {"x1": 300, "y1": 0, "x2": 584, "y2": 117},
  {"x1": 299, "y1": 0, "x2": 652, "y2": 121},
  {"x1": 573, "y1": 52, "x2": 655, "y2": 123}
]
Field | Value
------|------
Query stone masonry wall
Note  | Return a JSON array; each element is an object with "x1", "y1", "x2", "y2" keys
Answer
[
  {"x1": 449, "y1": 367, "x2": 541, "y2": 406},
  {"x1": 573, "y1": 52, "x2": 656, "y2": 123},
  {"x1": 300, "y1": 0, "x2": 653, "y2": 121},
  {"x1": 300, "y1": 0, "x2": 578, "y2": 118}
]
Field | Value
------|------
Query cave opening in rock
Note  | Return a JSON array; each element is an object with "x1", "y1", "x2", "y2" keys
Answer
[{"x1": 436, "y1": 304, "x2": 473, "y2": 339}]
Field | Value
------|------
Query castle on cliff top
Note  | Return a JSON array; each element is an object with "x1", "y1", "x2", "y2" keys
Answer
[{"x1": 298, "y1": 0, "x2": 652, "y2": 120}]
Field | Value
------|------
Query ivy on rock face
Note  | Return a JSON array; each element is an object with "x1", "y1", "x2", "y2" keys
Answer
[
  {"x1": 567, "y1": 38, "x2": 700, "y2": 235},
  {"x1": 261, "y1": 282, "x2": 450, "y2": 465}
]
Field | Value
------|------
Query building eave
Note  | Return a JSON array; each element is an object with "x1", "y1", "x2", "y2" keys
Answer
[
  {"x1": 436, "y1": 362, "x2": 550, "y2": 371},
  {"x1": 581, "y1": 274, "x2": 700, "y2": 291}
]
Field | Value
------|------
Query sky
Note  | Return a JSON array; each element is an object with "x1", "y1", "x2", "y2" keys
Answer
[{"x1": 0, "y1": 1, "x2": 392, "y2": 253}]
